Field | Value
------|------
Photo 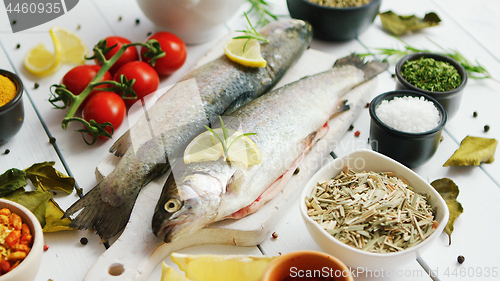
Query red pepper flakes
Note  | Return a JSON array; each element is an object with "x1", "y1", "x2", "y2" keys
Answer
[
  {"x1": 272, "y1": 232, "x2": 278, "y2": 239},
  {"x1": 354, "y1": 130, "x2": 360, "y2": 137},
  {"x1": 43, "y1": 244, "x2": 49, "y2": 251}
]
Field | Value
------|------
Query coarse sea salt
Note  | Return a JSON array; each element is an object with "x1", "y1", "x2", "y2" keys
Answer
[{"x1": 375, "y1": 96, "x2": 440, "y2": 133}]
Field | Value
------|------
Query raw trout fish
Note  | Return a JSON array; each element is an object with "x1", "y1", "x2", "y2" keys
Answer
[
  {"x1": 63, "y1": 19, "x2": 312, "y2": 239},
  {"x1": 153, "y1": 55, "x2": 388, "y2": 243}
]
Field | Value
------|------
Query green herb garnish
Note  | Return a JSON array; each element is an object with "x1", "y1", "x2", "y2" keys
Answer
[
  {"x1": 401, "y1": 57, "x2": 462, "y2": 92},
  {"x1": 360, "y1": 37, "x2": 493, "y2": 80},
  {"x1": 204, "y1": 116, "x2": 256, "y2": 162},
  {"x1": 245, "y1": 0, "x2": 278, "y2": 28},
  {"x1": 233, "y1": 12, "x2": 269, "y2": 52}
]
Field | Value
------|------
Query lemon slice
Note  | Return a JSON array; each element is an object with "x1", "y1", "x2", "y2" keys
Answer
[
  {"x1": 223, "y1": 38, "x2": 267, "y2": 68},
  {"x1": 171, "y1": 252, "x2": 276, "y2": 281},
  {"x1": 24, "y1": 34, "x2": 62, "y2": 76},
  {"x1": 162, "y1": 262, "x2": 192, "y2": 281},
  {"x1": 184, "y1": 128, "x2": 262, "y2": 167},
  {"x1": 50, "y1": 26, "x2": 87, "y2": 64}
]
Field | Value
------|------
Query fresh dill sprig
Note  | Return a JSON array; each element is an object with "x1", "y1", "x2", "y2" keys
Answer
[
  {"x1": 233, "y1": 12, "x2": 269, "y2": 51},
  {"x1": 359, "y1": 36, "x2": 493, "y2": 80},
  {"x1": 245, "y1": 0, "x2": 278, "y2": 28}
]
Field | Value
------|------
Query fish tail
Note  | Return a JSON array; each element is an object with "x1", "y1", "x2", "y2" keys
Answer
[
  {"x1": 334, "y1": 54, "x2": 388, "y2": 80},
  {"x1": 109, "y1": 130, "x2": 131, "y2": 157},
  {"x1": 63, "y1": 183, "x2": 135, "y2": 239}
]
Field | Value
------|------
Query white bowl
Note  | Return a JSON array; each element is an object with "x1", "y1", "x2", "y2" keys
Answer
[
  {"x1": 136, "y1": 0, "x2": 245, "y2": 44},
  {"x1": 299, "y1": 149, "x2": 449, "y2": 270},
  {"x1": 0, "y1": 199, "x2": 43, "y2": 281}
]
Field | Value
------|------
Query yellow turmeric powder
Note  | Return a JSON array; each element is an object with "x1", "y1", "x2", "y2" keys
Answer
[{"x1": 0, "y1": 74, "x2": 17, "y2": 107}]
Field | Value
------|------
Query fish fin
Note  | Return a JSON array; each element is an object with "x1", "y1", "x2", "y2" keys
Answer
[
  {"x1": 109, "y1": 130, "x2": 131, "y2": 157},
  {"x1": 63, "y1": 183, "x2": 135, "y2": 239},
  {"x1": 334, "y1": 54, "x2": 389, "y2": 81},
  {"x1": 226, "y1": 169, "x2": 246, "y2": 194}
]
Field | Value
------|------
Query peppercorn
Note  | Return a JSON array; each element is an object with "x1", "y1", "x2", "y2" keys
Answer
[
  {"x1": 135, "y1": 19, "x2": 140, "y2": 25},
  {"x1": 348, "y1": 124, "x2": 354, "y2": 131},
  {"x1": 80, "y1": 237, "x2": 88, "y2": 245},
  {"x1": 34, "y1": 82, "x2": 39, "y2": 89},
  {"x1": 49, "y1": 137, "x2": 56, "y2": 144},
  {"x1": 457, "y1": 255, "x2": 465, "y2": 264},
  {"x1": 3, "y1": 149, "x2": 10, "y2": 155},
  {"x1": 118, "y1": 16, "x2": 122, "y2": 21},
  {"x1": 484, "y1": 125, "x2": 490, "y2": 132},
  {"x1": 354, "y1": 130, "x2": 360, "y2": 137},
  {"x1": 365, "y1": 102, "x2": 370, "y2": 108},
  {"x1": 15, "y1": 44, "x2": 20, "y2": 49},
  {"x1": 12, "y1": 20, "x2": 16, "y2": 25},
  {"x1": 147, "y1": 31, "x2": 152, "y2": 37},
  {"x1": 473, "y1": 111, "x2": 478, "y2": 118}
]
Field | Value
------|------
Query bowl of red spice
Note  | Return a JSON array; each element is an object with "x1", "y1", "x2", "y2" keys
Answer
[
  {"x1": 395, "y1": 52, "x2": 468, "y2": 119},
  {"x1": 0, "y1": 199, "x2": 43, "y2": 281},
  {"x1": 0, "y1": 69, "x2": 24, "y2": 144},
  {"x1": 261, "y1": 250, "x2": 353, "y2": 281},
  {"x1": 287, "y1": 0, "x2": 381, "y2": 41}
]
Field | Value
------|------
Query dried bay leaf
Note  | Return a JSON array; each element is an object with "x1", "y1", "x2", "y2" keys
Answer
[
  {"x1": 379, "y1": 11, "x2": 441, "y2": 36},
  {"x1": 444, "y1": 135, "x2": 497, "y2": 166},
  {"x1": 24, "y1": 161, "x2": 75, "y2": 194},
  {"x1": 0, "y1": 168, "x2": 27, "y2": 196},
  {"x1": 3, "y1": 188, "x2": 52, "y2": 227},
  {"x1": 43, "y1": 198, "x2": 73, "y2": 232},
  {"x1": 431, "y1": 178, "x2": 463, "y2": 245}
]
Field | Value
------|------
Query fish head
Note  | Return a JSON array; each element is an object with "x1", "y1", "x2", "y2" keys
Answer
[{"x1": 152, "y1": 170, "x2": 224, "y2": 243}]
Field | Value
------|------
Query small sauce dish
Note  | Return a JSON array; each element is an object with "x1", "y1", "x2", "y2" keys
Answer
[{"x1": 0, "y1": 69, "x2": 24, "y2": 145}]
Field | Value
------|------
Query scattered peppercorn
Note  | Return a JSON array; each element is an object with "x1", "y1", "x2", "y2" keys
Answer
[
  {"x1": 49, "y1": 137, "x2": 56, "y2": 144},
  {"x1": 391, "y1": 73, "x2": 396, "y2": 78},
  {"x1": 3, "y1": 149, "x2": 10, "y2": 155},
  {"x1": 15, "y1": 44, "x2": 20, "y2": 49},
  {"x1": 354, "y1": 130, "x2": 360, "y2": 137},
  {"x1": 12, "y1": 20, "x2": 17, "y2": 25},
  {"x1": 80, "y1": 237, "x2": 89, "y2": 245},
  {"x1": 473, "y1": 111, "x2": 478, "y2": 118},
  {"x1": 457, "y1": 255, "x2": 465, "y2": 264},
  {"x1": 293, "y1": 167, "x2": 300, "y2": 175},
  {"x1": 348, "y1": 124, "x2": 354, "y2": 131},
  {"x1": 272, "y1": 232, "x2": 278, "y2": 239},
  {"x1": 147, "y1": 31, "x2": 152, "y2": 37},
  {"x1": 43, "y1": 244, "x2": 49, "y2": 251},
  {"x1": 365, "y1": 102, "x2": 370, "y2": 108},
  {"x1": 34, "y1": 82, "x2": 39, "y2": 89},
  {"x1": 484, "y1": 125, "x2": 490, "y2": 132},
  {"x1": 135, "y1": 19, "x2": 140, "y2": 25}
]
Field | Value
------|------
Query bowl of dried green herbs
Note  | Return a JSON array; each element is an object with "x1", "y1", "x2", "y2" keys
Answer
[
  {"x1": 286, "y1": 0, "x2": 382, "y2": 41},
  {"x1": 395, "y1": 52, "x2": 468, "y2": 119},
  {"x1": 300, "y1": 149, "x2": 449, "y2": 270}
]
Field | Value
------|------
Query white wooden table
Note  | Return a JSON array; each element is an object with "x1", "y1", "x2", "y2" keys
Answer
[{"x1": 1, "y1": 0, "x2": 499, "y2": 280}]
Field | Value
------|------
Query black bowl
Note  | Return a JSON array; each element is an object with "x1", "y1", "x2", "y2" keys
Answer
[
  {"x1": 0, "y1": 69, "x2": 25, "y2": 144},
  {"x1": 395, "y1": 52, "x2": 468, "y2": 119},
  {"x1": 369, "y1": 90, "x2": 447, "y2": 168},
  {"x1": 286, "y1": 0, "x2": 381, "y2": 41}
]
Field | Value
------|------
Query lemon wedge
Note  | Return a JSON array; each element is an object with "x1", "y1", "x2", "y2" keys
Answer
[
  {"x1": 24, "y1": 26, "x2": 86, "y2": 76},
  {"x1": 50, "y1": 26, "x2": 87, "y2": 64},
  {"x1": 162, "y1": 262, "x2": 192, "y2": 281},
  {"x1": 171, "y1": 252, "x2": 276, "y2": 281},
  {"x1": 223, "y1": 38, "x2": 267, "y2": 68},
  {"x1": 184, "y1": 128, "x2": 262, "y2": 167}
]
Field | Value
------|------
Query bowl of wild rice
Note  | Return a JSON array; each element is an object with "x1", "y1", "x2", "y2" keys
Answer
[
  {"x1": 395, "y1": 52, "x2": 468, "y2": 119},
  {"x1": 369, "y1": 90, "x2": 447, "y2": 168},
  {"x1": 286, "y1": 0, "x2": 382, "y2": 41},
  {"x1": 300, "y1": 149, "x2": 449, "y2": 270}
]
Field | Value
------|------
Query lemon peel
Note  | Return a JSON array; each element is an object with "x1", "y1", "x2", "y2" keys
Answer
[
  {"x1": 161, "y1": 262, "x2": 192, "y2": 281},
  {"x1": 223, "y1": 38, "x2": 267, "y2": 68}
]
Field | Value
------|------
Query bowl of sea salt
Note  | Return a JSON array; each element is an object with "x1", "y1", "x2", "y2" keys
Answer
[{"x1": 369, "y1": 90, "x2": 447, "y2": 168}]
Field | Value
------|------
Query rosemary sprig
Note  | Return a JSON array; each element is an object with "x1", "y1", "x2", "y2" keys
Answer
[
  {"x1": 359, "y1": 36, "x2": 493, "y2": 80},
  {"x1": 245, "y1": 0, "x2": 278, "y2": 28},
  {"x1": 204, "y1": 116, "x2": 257, "y2": 162},
  {"x1": 233, "y1": 12, "x2": 269, "y2": 52}
]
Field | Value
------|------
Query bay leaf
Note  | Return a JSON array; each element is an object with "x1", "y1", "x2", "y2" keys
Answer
[
  {"x1": 0, "y1": 168, "x2": 27, "y2": 196},
  {"x1": 43, "y1": 198, "x2": 73, "y2": 232},
  {"x1": 443, "y1": 135, "x2": 497, "y2": 166},
  {"x1": 24, "y1": 161, "x2": 75, "y2": 194},
  {"x1": 3, "y1": 189, "x2": 52, "y2": 227},
  {"x1": 379, "y1": 11, "x2": 441, "y2": 36},
  {"x1": 431, "y1": 178, "x2": 463, "y2": 245}
]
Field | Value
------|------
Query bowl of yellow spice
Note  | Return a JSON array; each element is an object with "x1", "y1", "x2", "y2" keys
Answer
[
  {"x1": 0, "y1": 70, "x2": 24, "y2": 144},
  {"x1": 395, "y1": 52, "x2": 468, "y2": 119}
]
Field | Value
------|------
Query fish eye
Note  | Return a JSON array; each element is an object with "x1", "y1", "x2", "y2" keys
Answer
[{"x1": 164, "y1": 199, "x2": 182, "y2": 213}]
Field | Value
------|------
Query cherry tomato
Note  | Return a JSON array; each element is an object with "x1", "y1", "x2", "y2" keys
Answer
[
  {"x1": 82, "y1": 91, "x2": 126, "y2": 136},
  {"x1": 113, "y1": 61, "x2": 159, "y2": 106},
  {"x1": 95, "y1": 36, "x2": 139, "y2": 75},
  {"x1": 61, "y1": 65, "x2": 112, "y2": 108},
  {"x1": 141, "y1": 32, "x2": 187, "y2": 76}
]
